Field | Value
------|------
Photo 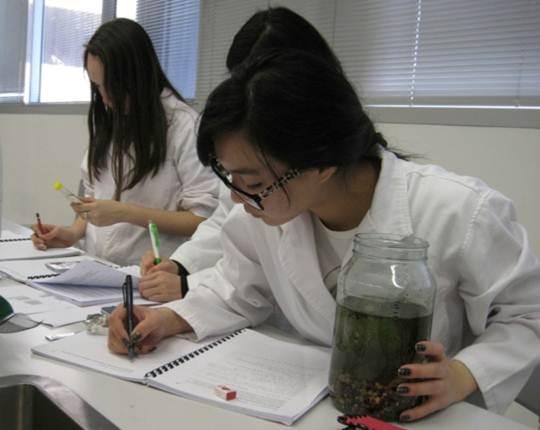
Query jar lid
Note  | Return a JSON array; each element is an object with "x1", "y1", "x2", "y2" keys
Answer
[{"x1": 353, "y1": 233, "x2": 429, "y2": 260}]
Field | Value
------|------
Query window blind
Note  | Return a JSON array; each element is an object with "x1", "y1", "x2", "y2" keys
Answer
[
  {"x1": 39, "y1": 0, "x2": 103, "y2": 102},
  {"x1": 198, "y1": 0, "x2": 540, "y2": 112},
  {"x1": 0, "y1": 0, "x2": 28, "y2": 101},
  {"x1": 335, "y1": 0, "x2": 540, "y2": 108},
  {"x1": 196, "y1": 0, "x2": 336, "y2": 109},
  {"x1": 121, "y1": 0, "x2": 200, "y2": 99}
]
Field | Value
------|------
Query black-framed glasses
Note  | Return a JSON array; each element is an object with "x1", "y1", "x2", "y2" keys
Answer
[{"x1": 210, "y1": 157, "x2": 302, "y2": 210}]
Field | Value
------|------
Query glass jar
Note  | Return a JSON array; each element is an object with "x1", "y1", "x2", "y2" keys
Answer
[{"x1": 328, "y1": 233, "x2": 436, "y2": 421}]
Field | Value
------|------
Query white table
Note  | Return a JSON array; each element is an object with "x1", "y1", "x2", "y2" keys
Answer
[
  {"x1": 0, "y1": 219, "x2": 532, "y2": 429},
  {"x1": 0, "y1": 279, "x2": 530, "y2": 430}
]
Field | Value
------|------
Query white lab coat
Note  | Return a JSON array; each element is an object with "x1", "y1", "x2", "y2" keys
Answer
[
  {"x1": 81, "y1": 91, "x2": 220, "y2": 266},
  {"x1": 169, "y1": 183, "x2": 233, "y2": 273},
  {"x1": 165, "y1": 149, "x2": 540, "y2": 413}
]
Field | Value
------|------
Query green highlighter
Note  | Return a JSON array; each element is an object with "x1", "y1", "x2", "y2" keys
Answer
[{"x1": 148, "y1": 220, "x2": 161, "y2": 265}]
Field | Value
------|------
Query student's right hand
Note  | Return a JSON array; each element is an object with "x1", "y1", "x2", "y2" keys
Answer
[
  {"x1": 140, "y1": 250, "x2": 178, "y2": 275},
  {"x1": 107, "y1": 305, "x2": 192, "y2": 355},
  {"x1": 31, "y1": 224, "x2": 80, "y2": 250}
]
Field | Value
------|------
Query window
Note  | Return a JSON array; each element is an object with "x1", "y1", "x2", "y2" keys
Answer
[
  {"x1": 37, "y1": 0, "x2": 103, "y2": 103},
  {"x1": 0, "y1": 0, "x2": 199, "y2": 104},
  {"x1": 0, "y1": 0, "x2": 29, "y2": 102},
  {"x1": 332, "y1": 1, "x2": 540, "y2": 119},
  {"x1": 117, "y1": 0, "x2": 200, "y2": 99}
]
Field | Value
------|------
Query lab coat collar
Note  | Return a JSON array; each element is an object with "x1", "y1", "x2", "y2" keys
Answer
[
  {"x1": 278, "y1": 213, "x2": 336, "y2": 331},
  {"x1": 339, "y1": 149, "x2": 415, "y2": 265},
  {"x1": 367, "y1": 149, "x2": 414, "y2": 237}
]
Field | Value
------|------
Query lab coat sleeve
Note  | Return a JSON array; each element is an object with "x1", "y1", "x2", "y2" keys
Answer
[
  {"x1": 169, "y1": 184, "x2": 233, "y2": 273},
  {"x1": 453, "y1": 188, "x2": 540, "y2": 413},
  {"x1": 162, "y1": 208, "x2": 275, "y2": 340},
  {"x1": 169, "y1": 105, "x2": 219, "y2": 218}
]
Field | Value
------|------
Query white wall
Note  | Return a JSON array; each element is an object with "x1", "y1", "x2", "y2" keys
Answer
[
  {"x1": 0, "y1": 114, "x2": 87, "y2": 227},
  {"x1": 1, "y1": 113, "x2": 539, "y2": 254}
]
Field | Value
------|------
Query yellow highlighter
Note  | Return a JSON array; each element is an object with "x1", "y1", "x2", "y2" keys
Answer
[{"x1": 53, "y1": 181, "x2": 82, "y2": 203}]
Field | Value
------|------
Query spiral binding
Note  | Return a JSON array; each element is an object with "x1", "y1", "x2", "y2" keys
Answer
[
  {"x1": 0, "y1": 237, "x2": 32, "y2": 242},
  {"x1": 144, "y1": 328, "x2": 245, "y2": 379},
  {"x1": 28, "y1": 273, "x2": 60, "y2": 280}
]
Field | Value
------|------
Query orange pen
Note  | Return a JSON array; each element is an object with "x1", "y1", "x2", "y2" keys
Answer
[{"x1": 35, "y1": 212, "x2": 45, "y2": 234}]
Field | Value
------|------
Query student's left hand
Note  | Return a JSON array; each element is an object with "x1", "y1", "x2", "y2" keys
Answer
[
  {"x1": 71, "y1": 197, "x2": 126, "y2": 226},
  {"x1": 139, "y1": 271, "x2": 183, "y2": 302},
  {"x1": 396, "y1": 341, "x2": 478, "y2": 422}
]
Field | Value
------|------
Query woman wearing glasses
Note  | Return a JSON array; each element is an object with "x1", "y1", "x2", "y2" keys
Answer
[
  {"x1": 108, "y1": 52, "x2": 540, "y2": 421},
  {"x1": 137, "y1": 6, "x2": 345, "y2": 302}
]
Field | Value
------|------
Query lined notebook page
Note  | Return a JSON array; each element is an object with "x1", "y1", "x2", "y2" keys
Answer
[
  {"x1": 0, "y1": 235, "x2": 82, "y2": 261},
  {"x1": 32, "y1": 328, "x2": 331, "y2": 425},
  {"x1": 38, "y1": 260, "x2": 140, "y2": 288},
  {"x1": 32, "y1": 331, "x2": 213, "y2": 382},
  {"x1": 0, "y1": 258, "x2": 141, "y2": 306},
  {"x1": 0, "y1": 255, "x2": 93, "y2": 281},
  {"x1": 0, "y1": 229, "x2": 30, "y2": 241},
  {"x1": 149, "y1": 329, "x2": 331, "y2": 425}
]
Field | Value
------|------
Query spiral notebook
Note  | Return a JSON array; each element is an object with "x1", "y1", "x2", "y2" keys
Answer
[
  {"x1": 0, "y1": 257, "x2": 140, "y2": 306},
  {"x1": 0, "y1": 230, "x2": 82, "y2": 261},
  {"x1": 32, "y1": 328, "x2": 331, "y2": 425}
]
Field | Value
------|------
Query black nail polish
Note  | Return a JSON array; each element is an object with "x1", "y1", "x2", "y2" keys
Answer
[
  {"x1": 131, "y1": 333, "x2": 141, "y2": 343},
  {"x1": 416, "y1": 343, "x2": 427, "y2": 352},
  {"x1": 398, "y1": 367, "x2": 411, "y2": 376},
  {"x1": 400, "y1": 414, "x2": 411, "y2": 422},
  {"x1": 396, "y1": 385, "x2": 410, "y2": 394}
]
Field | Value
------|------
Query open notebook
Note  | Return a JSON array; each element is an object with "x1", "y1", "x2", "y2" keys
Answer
[
  {"x1": 0, "y1": 257, "x2": 140, "y2": 306},
  {"x1": 0, "y1": 230, "x2": 82, "y2": 261},
  {"x1": 33, "y1": 328, "x2": 331, "y2": 425}
]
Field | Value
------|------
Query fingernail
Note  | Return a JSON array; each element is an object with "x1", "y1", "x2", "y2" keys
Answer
[
  {"x1": 131, "y1": 332, "x2": 141, "y2": 343},
  {"x1": 416, "y1": 343, "x2": 427, "y2": 352},
  {"x1": 149, "y1": 346, "x2": 157, "y2": 352},
  {"x1": 400, "y1": 414, "x2": 411, "y2": 422},
  {"x1": 122, "y1": 338, "x2": 129, "y2": 347},
  {"x1": 396, "y1": 385, "x2": 410, "y2": 394},
  {"x1": 398, "y1": 367, "x2": 411, "y2": 376}
]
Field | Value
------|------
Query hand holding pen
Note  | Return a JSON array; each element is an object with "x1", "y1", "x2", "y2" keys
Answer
[
  {"x1": 122, "y1": 275, "x2": 137, "y2": 361},
  {"x1": 31, "y1": 214, "x2": 82, "y2": 250},
  {"x1": 107, "y1": 304, "x2": 193, "y2": 356}
]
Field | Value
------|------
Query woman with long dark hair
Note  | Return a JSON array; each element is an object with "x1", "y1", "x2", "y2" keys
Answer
[{"x1": 32, "y1": 18, "x2": 219, "y2": 265}]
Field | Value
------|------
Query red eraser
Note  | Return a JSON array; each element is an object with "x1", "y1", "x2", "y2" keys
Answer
[{"x1": 214, "y1": 385, "x2": 237, "y2": 401}]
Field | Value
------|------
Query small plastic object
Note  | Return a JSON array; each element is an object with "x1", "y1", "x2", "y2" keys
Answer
[
  {"x1": 84, "y1": 313, "x2": 108, "y2": 335},
  {"x1": 45, "y1": 261, "x2": 80, "y2": 273},
  {"x1": 214, "y1": 385, "x2": 237, "y2": 401},
  {"x1": 53, "y1": 181, "x2": 82, "y2": 203},
  {"x1": 337, "y1": 415, "x2": 406, "y2": 430}
]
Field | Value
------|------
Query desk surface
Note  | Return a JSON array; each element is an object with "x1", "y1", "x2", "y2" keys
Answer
[{"x1": 0, "y1": 221, "x2": 532, "y2": 429}]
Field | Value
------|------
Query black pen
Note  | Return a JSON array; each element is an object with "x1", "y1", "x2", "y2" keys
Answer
[{"x1": 124, "y1": 275, "x2": 135, "y2": 361}]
